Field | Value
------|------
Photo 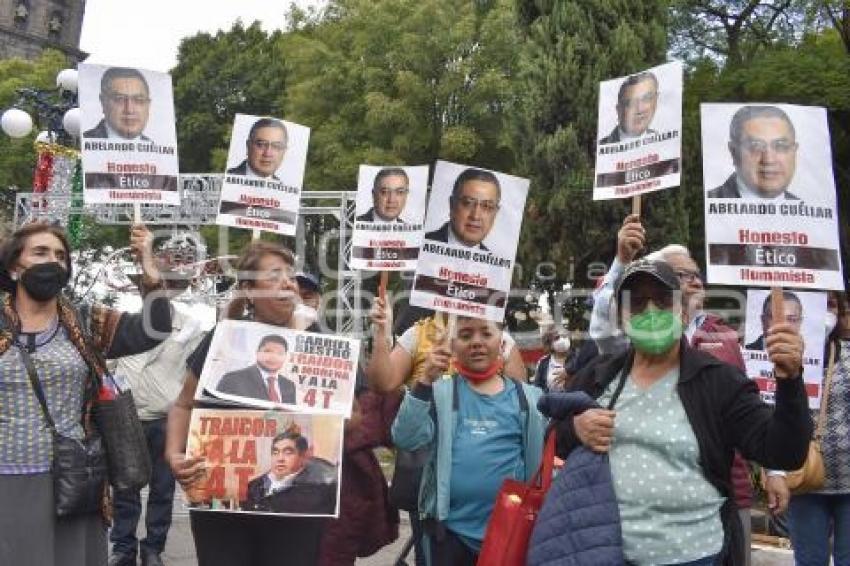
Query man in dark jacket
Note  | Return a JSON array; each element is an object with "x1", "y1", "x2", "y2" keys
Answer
[
  {"x1": 216, "y1": 335, "x2": 295, "y2": 404},
  {"x1": 561, "y1": 259, "x2": 811, "y2": 566}
]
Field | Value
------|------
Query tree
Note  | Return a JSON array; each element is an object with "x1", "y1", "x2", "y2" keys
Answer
[
  {"x1": 282, "y1": 0, "x2": 522, "y2": 191},
  {"x1": 171, "y1": 21, "x2": 286, "y2": 173},
  {"x1": 512, "y1": 0, "x2": 673, "y2": 296},
  {"x1": 0, "y1": 49, "x2": 71, "y2": 226}
]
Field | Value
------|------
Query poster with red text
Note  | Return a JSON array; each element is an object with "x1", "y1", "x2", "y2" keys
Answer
[
  {"x1": 702, "y1": 103, "x2": 844, "y2": 290},
  {"x1": 185, "y1": 409, "x2": 343, "y2": 517},
  {"x1": 742, "y1": 289, "x2": 827, "y2": 408},
  {"x1": 79, "y1": 63, "x2": 179, "y2": 204},
  {"x1": 194, "y1": 320, "x2": 358, "y2": 417},
  {"x1": 409, "y1": 160, "x2": 529, "y2": 322},
  {"x1": 350, "y1": 165, "x2": 429, "y2": 270}
]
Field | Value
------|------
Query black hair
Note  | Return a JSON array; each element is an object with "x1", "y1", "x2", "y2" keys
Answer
[
  {"x1": 271, "y1": 431, "x2": 308, "y2": 454},
  {"x1": 248, "y1": 118, "x2": 288, "y2": 144},
  {"x1": 257, "y1": 334, "x2": 288, "y2": 351},
  {"x1": 616, "y1": 71, "x2": 658, "y2": 104},
  {"x1": 450, "y1": 168, "x2": 501, "y2": 200},
  {"x1": 100, "y1": 67, "x2": 149, "y2": 96},
  {"x1": 760, "y1": 291, "x2": 803, "y2": 318},
  {"x1": 372, "y1": 167, "x2": 409, "y2": 192}
]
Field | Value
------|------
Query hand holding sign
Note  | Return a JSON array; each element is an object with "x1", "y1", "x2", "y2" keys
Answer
[
  {"x1": 422, "y1": 331, "x2": 451, "y2": 385},
  {"x1": 369, "y1": 296, "x2": 392, "y2": 343},
  {"x1": 617, "y1": 213, "x2": 646, "y2": 264},
  {"x1": 167, "y1": 453, "x2": 207, "y2": 501},
  {"x1": 766, "y1": 289, "x2": 804, "y2": 379},
  {"x1": 129, "y1": 223, "x2": 161, "y2": 289}
]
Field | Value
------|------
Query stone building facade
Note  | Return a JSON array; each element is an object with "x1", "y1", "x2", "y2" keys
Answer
[{"x1": 0, "y1": 0, "x2": 85, "y2": 62}]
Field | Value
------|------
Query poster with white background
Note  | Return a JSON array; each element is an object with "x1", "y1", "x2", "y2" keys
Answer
[
  {"x1": 743, "y1": 289, "x2": 826, "y2": 408},
  {"x1": 351, "y1": 165, "x2": 429, "y2": 271}
]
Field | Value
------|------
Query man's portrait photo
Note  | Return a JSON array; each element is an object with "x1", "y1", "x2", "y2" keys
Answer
[
  {"x1": 227, "y1": 118, "x2": 288, "y2": 180},
  {"x1": 746, "y1": 291, "x2": 803, "y2": 351},
  {"x1": 599, "y1": 71, "x2": 658, "y2": 145},
  {"x1": 83, "y1": 67, "x2": 153, "y2": 141},
  {"x1": 356, "y1": 167, "x2": 411, "y2": 223},
  {"x1": 425, "y1": 168, "x2": 502, "y2": 250},
  {"x1": 243, "y1": 431, "x2": 338, "y2": 515},
  {"x1": 216, "y1": 334, "x2": 295, "y2": 404},
  {"x1": 708, "y1": 105, "x2": 800, "y2": 200}
]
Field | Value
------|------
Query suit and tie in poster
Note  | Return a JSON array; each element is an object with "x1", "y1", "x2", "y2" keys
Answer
[
  {"x1": 702, "y1": 103, "x2": 844, "y2": 290},
  {"x1": 410, "y1": 160, "x2": 529, "y2": 322},
  {"x1": 194, "y1": 320, "x2": 358, "y2": 417},
  {"x1": 79, "y1": 63, "x2": 180, "y2": 204},
  {"x1": 742, "y1": 289, "x2": 827, "y2": 408},
  {"x1": 593, "y1": 61, "x2": 683, "y2": 200},
  {"x1": 185, "y1": 409, "x2": 343, "y2": 517},
  {"x1": 216, "y1": 113, "x2": 310, "y2": 235},
  {"x1": 350, "y1": 165, "x2": 429, "y2": 270}
]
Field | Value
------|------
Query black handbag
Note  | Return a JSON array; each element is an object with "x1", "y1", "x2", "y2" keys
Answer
[
  {"x1": 92, "y1": 373, "x2": 151, "y2": 492},
  {"x1": 388, "y1": 445, "x2": 430, "y2": 512},
  {"x1": 19, "y1": 344, "x2": 108, "y2": 517}
]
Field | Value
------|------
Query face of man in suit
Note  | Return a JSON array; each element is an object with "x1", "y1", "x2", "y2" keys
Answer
[
  {"x1": 373, "y1": 174, "x2": 409, "y2": 221},
  {"x1": 270, "y1": 438, "x2": 307, "y2": 480},
  {"x1": 730, "y1": 116, "x2": 798, "y2": 198},
  {"x1": 760, "y1": 296, "x2": 803, "y2": 337},
  {"x1": 256, "y1": 341, "x2": 287, "y2": 374},
  {"x1": 247, "y1": 126, "x2": 287, "y2": 178},
  {"x1": 449, "y1": 179, "x2": 500, "y2": 247},
  {"x1": 616, "y1": 77, "x2": 658, "y2": 137},
  {"x1": 100, "y1": 76, "x2": 151, "y2": 139}
]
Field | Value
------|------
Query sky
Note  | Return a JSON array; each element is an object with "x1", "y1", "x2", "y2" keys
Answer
[{"x1": 79, "y1": 0, "x2": 324, "y2": 73}]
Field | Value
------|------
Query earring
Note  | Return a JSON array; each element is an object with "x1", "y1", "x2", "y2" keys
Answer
[{"x1": 243, "y1": 300, "x2": 255, "y2": 320}]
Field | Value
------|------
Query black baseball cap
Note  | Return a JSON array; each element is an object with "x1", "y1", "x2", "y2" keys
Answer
[
  {"x1": 614, "y1": 259, "x2": 680, "y2": 303},
  {"x1": 296, "y1": 271, "x2": 321, "y2": 292}
]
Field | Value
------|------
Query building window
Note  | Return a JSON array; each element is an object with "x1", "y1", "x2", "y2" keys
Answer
[
  {"x1": 48, "y1": 11, "x2": 63, "y2": 40},
  {"x1": 14, "y1": 1, "x2": 30, "y2": 30}
]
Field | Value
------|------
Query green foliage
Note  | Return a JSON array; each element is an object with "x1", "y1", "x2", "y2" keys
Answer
[
  {"x1": 512, "y1": 0, "x2": 672, "y2": 289},
  {"x1": 0, "y1": 49, "x2": 71, "y2": 225},
  {"x1": 283, "y1": 0, "x2": 521, "y2": 191},
  {"x1": 171, "y1": 21, "x2": 286, "y2": 173}
]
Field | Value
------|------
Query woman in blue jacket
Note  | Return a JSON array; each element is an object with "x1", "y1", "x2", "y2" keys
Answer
[{"x1": 392, "y1": 316, "x2": 546, "y2": 565}]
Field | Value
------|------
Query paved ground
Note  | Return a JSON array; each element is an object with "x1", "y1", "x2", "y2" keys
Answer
[{"x1": 140, "y1": 488, "x2": 793, "y2": 565}]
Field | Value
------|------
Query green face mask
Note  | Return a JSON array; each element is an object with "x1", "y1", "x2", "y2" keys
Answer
[{"x1": 625, "y1": 307, "x2": 683, "y2": 355}]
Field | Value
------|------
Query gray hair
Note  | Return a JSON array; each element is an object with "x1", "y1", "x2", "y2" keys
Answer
[
  {"x1": 729, "y1": 105, "x2": 795, "y2": 145},
  {"x1": 645, "y1": 244, "x2": 691, "y2": 262}
]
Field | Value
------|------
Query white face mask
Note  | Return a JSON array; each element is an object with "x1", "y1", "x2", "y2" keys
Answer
[
  {"x1": 825, "y1": 312, "x2": 837, "y2": 335},
  {"x1": 552, "y1": 337, "x2": 571, "y2": 353}
]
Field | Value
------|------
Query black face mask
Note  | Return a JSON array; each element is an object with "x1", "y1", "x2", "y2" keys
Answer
[{"x1": 19, "y1": 262, "x2": 70, "y2": 302}]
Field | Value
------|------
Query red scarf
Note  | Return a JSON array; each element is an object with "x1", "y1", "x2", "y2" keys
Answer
[{"x1": 455, "y1": 359, "x2": 503, "y2": 383}]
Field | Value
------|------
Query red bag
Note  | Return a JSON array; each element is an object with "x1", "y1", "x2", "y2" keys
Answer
[{"x1": 476, "y1": 431, "x2": 557, "y2": 566}]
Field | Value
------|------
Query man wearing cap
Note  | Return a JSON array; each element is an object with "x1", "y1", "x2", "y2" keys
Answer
[
  {"x1": 588, "y1": 214, "x2": 780, "y2": 562},
  {"x1": 551, "y1": 258, "x2": 812, "y2": 566}
]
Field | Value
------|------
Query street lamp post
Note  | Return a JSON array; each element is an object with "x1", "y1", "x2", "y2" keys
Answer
[{"x1": 0, "y1": 68, "x2": 80, "y2": 144}]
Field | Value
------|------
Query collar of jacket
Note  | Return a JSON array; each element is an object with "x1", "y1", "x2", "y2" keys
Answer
[{"x1": 589, "y1": 337, "x2": 726, "y2": 390}]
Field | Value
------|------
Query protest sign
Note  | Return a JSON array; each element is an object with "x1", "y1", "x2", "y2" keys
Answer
[
  {"x1": 216, "y1": 114, "x2": 310, "y2": 235},
  {"x1": 186, "y1": 409, "x2": 343, "y2": 517},
  {"x1": 702, "y1": 103, "x2": 844, "y2": 290},
  {"x1": 194, "y1": 320, "x2": 359, "y2": 416},
  {"x1": 742, "y1": 289, "x2": 827, "y2": 408},
  {"x1": 350, "y1": 165, "x2": 429, "y2": 271},
  {"x1": 409, "y1": 160, "x2": 529, "y2": 322},
  {"x1": 594, "y1": 61, "x2": 683, "y2": 200},
  {"x1": 79, "y1": 63, "x2": 179, "y2": 204}
]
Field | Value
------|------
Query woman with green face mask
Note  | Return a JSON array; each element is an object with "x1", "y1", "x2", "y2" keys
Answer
[{"x1": 547, "y1": 259, "x2": 813, "y2": 566}]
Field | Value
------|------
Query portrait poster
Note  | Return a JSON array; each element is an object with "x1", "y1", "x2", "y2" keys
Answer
[
  {"x1": 216, "y1": 113, "x2": 310, "y2": 236},
  {"x1": 702, "y1": 103, "x2": 844, "y2": 290},
  {"x1": 742, "y1": 289, "x2": 826, "y2": 408},
  {"x1": 350, "y1": 164, "x2": 429, "y2": 271},
  {"x1": 185, "y1": 409, "x2": 343, "y2": 517},
  {"x1": 79, "y1": 63, "x2": 179, "y2": 205},
  {"x1": 194, "y1": 320, "x2": 359, "y2": 417},
  {"x1": 409, "y1": 160, "x2": 529, "y2": 322},
  {"x1": 593, "y1": 61, "x2": 683, "y2": 200}
]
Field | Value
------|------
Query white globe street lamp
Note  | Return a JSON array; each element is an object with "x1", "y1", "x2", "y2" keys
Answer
[
  {"x1": 1, "y1": 108, "x2": 33, "y2": 138},
  {"x1": 56, "y1": 69, "x2": 78, "y2": 94},
  {"x1": 62, "y1": 107, "x2": 81, "y2": 138}
]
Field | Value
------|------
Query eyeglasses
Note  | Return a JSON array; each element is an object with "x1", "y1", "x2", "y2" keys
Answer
[
  {"x1": 106, "y1": 93, "x2": 151, "y2": 106},
  {"x1": 621, "y1": 92, "x2": 657, "y2": 108},
  {"x1": 250, "y1": 139, "x2": 286, "y2": 152},
  {"x1": 376, "y1": 187, "x2": 409, "y2": 197},
  {"x1": 675, "y1": 270, "x2": 702, "y2": 283},
  {"x1": 737, "y1": 138, "x2": 797, "y2": 155},
  {"x1": 621, "y1": 290, "x2": 675, "y2": 313},
  {"x1": 454, "y1": 196, "x2": 500, "y2": 213}
]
